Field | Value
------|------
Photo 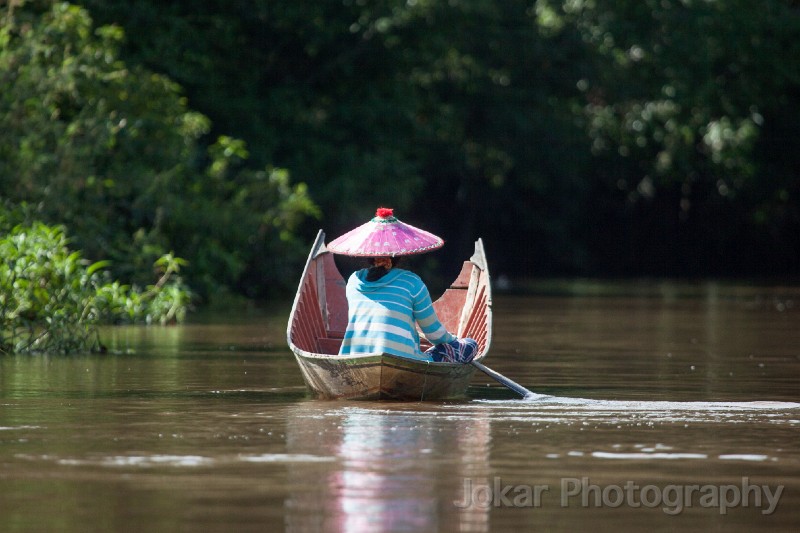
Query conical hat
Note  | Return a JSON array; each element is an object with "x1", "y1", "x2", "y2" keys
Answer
[{"x1": 327, "y1": 208, "x2": 444, "y2": 257}]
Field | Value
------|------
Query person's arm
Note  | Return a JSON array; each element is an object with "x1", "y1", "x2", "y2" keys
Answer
[{"x1": 412, "y1": 281, "x2": 456, "y2": 345}]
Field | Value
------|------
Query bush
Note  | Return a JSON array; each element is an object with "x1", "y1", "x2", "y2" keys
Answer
[{"x1": 0, "y1": 220, "x2": 192, "y2": 354}]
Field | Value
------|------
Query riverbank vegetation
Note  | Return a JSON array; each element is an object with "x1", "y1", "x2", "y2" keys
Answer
[
  {"x1": 76, "y1": 0, "x2": 800, "y2": 278},
  {"x1": 0, "y1": 1, "x2": 319, "y2": 304},
  {"x1": 0, "y1": 204, "x2": 191, "y2": 353},
  {"x1": 2, "y1": 1, "x2": 799, "y2": 352}
]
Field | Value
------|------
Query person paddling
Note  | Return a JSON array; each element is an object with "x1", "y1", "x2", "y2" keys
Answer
[{"x1": 327, "y1": 208, "x2": 477, "y2": 363}]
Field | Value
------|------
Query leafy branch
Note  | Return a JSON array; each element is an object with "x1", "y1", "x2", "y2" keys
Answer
[{"x1": 1, "y1": 219, "x2": 193, "y2": 354}]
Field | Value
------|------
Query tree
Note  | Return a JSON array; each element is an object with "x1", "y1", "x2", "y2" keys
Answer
[
  {"x1": 539, "y1": 0, "x2": 800, "y2": 275},
  {"x1": 1, "y1": 1, "x2": 318, "y2": 299},
  {"x1": 75, "y1": 0, "x2": 800, "y2": 278}
]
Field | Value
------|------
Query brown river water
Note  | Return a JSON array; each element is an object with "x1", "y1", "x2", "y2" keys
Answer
[{"x1": 1, "y1": 281, "x2": 799, "y2": 532}]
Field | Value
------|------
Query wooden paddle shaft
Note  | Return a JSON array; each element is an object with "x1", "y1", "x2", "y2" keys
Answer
[{"x1": 471, "y1": 361, "x2": 534, "y2": 398}]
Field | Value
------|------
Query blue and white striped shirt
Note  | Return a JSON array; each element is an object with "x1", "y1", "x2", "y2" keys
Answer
[{"x1": 339, "y1": 268, "x2": 456, "y2": 360}]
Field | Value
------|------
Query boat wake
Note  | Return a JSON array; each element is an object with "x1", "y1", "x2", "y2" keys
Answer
[
  {"x1": 463, "y1": 393, "x2": 800, "y2": 426},
  {"x1": 514, "y1": 392, "x2": 800, "y2": 411}
]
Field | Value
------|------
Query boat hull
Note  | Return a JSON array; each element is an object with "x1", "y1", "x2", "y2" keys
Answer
[{"x1": 292, "y1": 350, "x2": 478, "y2": 401}]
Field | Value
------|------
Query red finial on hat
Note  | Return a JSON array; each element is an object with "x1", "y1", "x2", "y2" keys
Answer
[{"x1": 376, "y1": 207, "x2": 394, "y2": 219}]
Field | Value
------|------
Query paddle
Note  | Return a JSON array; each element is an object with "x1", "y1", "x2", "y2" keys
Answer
[{"x1": 471, "y1": 360, "x2": 535, "y2": 399}]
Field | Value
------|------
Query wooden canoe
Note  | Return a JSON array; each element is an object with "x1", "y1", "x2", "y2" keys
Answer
[{"x1": 286, "y1": 230, "x2": 492, "y2": 400}]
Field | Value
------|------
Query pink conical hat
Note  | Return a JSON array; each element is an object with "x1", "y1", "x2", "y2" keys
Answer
[{"x1": 327, "y1": 207, "x2": 444, "y2": 257}]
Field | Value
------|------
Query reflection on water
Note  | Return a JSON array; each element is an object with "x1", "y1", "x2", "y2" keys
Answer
[
  {"x1": 280, "y1": 397, "x2": 798, "y2": 531},
  {"x1": 284, "y1": 403, "x2": 492, "y2": 532},
  {"x1": 1, "y1": 282, "x2": 799, "y2": 532}
]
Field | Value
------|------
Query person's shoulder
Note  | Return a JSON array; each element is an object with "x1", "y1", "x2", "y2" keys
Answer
[
  {"x1": 393, "y1": 269, "x2": 427, "y2": 290},
  {"x1": 393, "y1": 268, "x2": 423, "y2": 283}
]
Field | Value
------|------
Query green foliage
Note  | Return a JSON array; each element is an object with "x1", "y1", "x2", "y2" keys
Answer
[
  {"x1": 0, "y1": 2, "x2": 207, "y2": 254},
  {"x1": 537, "y1": 0, "x2": 800, "y2": 273},
  {"x1": 545, "y1": 0, "x2": 797, "y2": 190},
  {"x1": 3, "y1": 0, "x2": 798, "y2": 287},
  {"x1": 0, "y1": 1, "x2": 318, "y2": 300},
  {"x1": 80, "y1": 0, "x2": 594, "y2": 274},
  {"x1": 0, "y1": 214, "x2": 193, "y2": 354}
]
